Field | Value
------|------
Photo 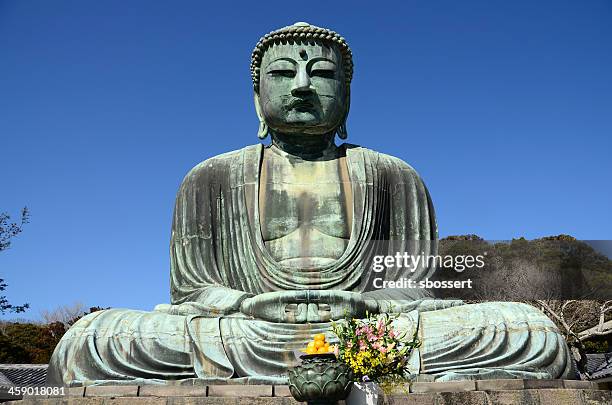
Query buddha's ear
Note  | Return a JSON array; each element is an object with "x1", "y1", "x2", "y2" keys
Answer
[
  {"x1": 254, "y1": 93, "x2": 269, "y2": 140},
  {"x1": 337, "y1": 86, "x2": 351, "y2": 140}
]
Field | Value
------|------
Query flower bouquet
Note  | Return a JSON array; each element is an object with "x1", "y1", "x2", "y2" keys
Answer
[{"x1": 331, "y1": 311, "x2": 420, "y2": 385}]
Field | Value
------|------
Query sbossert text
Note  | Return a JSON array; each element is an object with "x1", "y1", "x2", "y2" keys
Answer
[{"x1": 372, "y1": 278, "x2": 473, "y2": 289}]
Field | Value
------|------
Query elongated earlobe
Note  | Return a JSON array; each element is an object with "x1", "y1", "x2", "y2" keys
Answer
[
  {"x1": 337, "y1": 122, "x2": 348, "y2": 139},
  {"x1": 258, "y1": 121, "x2": 269, "y2": 139},
  {"x1": 254, "y1": 93, "x2": 269, "y2": 140},
  {"x1": 337, "y1": 88, "x2": 350, "y2": 140}
]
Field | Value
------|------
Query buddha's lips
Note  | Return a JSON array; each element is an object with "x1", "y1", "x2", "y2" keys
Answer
[{"x1": 289, "y1": 99, "x2": 315, "y2": 110}]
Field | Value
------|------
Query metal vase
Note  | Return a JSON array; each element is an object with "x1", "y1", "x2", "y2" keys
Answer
[{"x1": 288, "y1": 353, "x2": 353, "y2": 405}]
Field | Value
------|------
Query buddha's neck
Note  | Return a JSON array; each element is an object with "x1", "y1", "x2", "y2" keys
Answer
[{"x1": 270, "y1": 131, "x2": 339, "y2": 160}]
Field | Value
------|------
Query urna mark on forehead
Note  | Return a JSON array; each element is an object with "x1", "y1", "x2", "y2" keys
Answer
[{"x1": 261, "y1": 42, "x2": 341, "y2": 67}]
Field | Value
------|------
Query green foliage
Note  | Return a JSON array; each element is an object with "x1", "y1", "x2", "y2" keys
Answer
[
  {"x1": 0, "y1": 322, "x2": 55, "y2": 363},
  {"x1": 0, "y1": 306, "x2": 106, "y2": 363},
  {"x1": 443, "y1": 234, "x2": 484, "y2": 241},
  {"x1": 583, "y1": 340, "x2": 609, "y2": 354}
]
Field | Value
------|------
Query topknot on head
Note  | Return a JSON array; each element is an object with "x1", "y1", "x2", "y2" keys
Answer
[{"x1": 250, "y1": 22, "x2": 353, "y2": 92}]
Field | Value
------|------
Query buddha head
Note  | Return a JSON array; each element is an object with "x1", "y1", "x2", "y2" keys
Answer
[{"x1": 251, "y1": 22, "x2": 353, "y2": 140}]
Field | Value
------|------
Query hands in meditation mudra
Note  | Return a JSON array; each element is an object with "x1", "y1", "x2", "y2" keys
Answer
[{"x1": 48, "y1": 22, "x2": 574, "y2": 386}]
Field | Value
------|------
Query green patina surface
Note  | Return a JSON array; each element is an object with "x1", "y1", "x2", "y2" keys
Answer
[{"x1": 47, "y1": 22, "x2": 574, "y2": 386}]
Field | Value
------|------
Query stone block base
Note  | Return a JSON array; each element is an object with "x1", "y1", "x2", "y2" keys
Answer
[{"x1": 1, "y1": 381, "x2": 611, "y2": 405}]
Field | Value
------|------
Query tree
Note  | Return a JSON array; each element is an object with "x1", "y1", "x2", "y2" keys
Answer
[
  {"x1": 0, "y1": 207, "x2": 30, "y2": 314},
  {"x1": 532, "y1": 300, "x2": 612, "y2": 379},
  {"x1": 0, "y1": 305, "x2": 107, "y2": 363},
  {"x1": 0, "y1": 279, "x2": 30, "y2": 314},
  {"x1": 0, "y1": 207, "x2": 29, "y2": 251},
  {"x1": 40, "y1": 302, "x2": 86, "y2": 326}
]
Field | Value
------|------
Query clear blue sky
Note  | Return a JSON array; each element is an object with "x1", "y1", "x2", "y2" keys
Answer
[{"x1": 1, "y1": 0, "x2": 611, "y2": 320}]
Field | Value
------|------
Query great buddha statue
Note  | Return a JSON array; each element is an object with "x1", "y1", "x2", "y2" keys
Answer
[{"x1": 47, "y1": 22, "x2": 574, "y2": 386}]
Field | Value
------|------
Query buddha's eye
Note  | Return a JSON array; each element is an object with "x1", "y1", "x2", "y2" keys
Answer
[
  {"x1": 309, "y1": 60, "x2": 337, "y2": 79},
  {"x1": 268, "y1": 69, "x2": 296, "y2": 78},
  {"x1": 311, "y1": 69, "x2": 336, "y2": 79}
]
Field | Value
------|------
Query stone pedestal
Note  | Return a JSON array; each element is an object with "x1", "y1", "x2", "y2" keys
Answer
[{"x1": 1, "y1": 381, "x2": 611, "y2": 405}]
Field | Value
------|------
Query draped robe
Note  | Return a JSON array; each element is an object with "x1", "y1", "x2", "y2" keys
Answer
[{"x1": 47, "y1": 144, "x2": 574, "y2": 386}]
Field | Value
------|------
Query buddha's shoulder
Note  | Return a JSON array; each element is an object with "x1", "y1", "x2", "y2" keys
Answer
[
  {"x1": 345, "y1": 144, "x2": 423, "y2": 179},
  {"x1": 182, "y1": 144, "x2": 261, "y2": 180}
]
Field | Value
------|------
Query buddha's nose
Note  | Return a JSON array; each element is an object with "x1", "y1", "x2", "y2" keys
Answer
[{"x1": 291, "y1": 69, "x2": 313, "y2": 97}]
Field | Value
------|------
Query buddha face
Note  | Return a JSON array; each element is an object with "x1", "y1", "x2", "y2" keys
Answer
[{"x1": 257, "y1": 42, "x2": 348, "y2": 135}]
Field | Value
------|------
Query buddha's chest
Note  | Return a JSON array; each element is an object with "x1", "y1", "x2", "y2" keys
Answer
[{"x1": 259, "y1": 150, "x2": 352, "y2": 244}]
